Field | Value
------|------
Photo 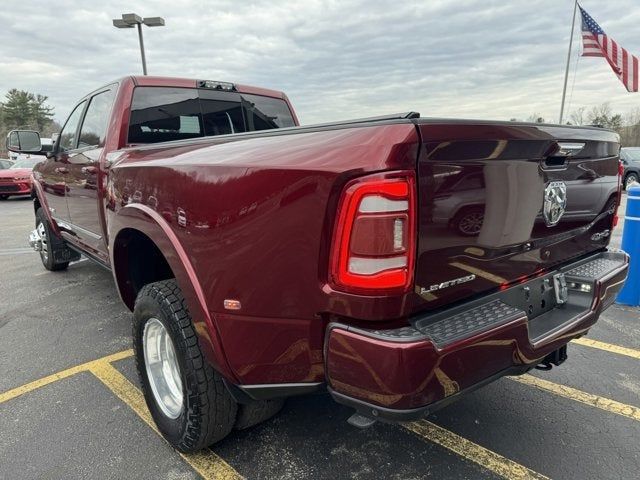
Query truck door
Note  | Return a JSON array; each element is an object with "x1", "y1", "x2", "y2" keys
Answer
[
  {"x1": 65, "y1": 87, "x2": 116, "y2": 261},
  {"x1": 39, "y1": 101, "x2": 87, "y2": 227}
]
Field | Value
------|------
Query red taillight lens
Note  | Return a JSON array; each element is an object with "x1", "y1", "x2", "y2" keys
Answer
[
  {"x1": 330, "y1": 171, "x2": 416, "y2": 294},
  {"x1": 613, "y1": 160, "x2": 624, "y2": 229}
]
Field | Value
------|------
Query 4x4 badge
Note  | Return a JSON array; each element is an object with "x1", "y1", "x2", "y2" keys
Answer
[{"x1": 543, "y1": 181, "x2": 567, "y2": 227}]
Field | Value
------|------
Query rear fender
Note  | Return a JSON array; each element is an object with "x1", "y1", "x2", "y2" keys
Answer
[{"x1": 109, "y1": 203, "x2": 238, "y2": 382}]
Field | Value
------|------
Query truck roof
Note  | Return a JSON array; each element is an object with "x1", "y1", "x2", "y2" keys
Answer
[
  {"x1": 77, "y1": 76, "x2": 291, "y2": 114},
  {"x1": 127, "y1": 75, "x2": 288, "y2": 100}
]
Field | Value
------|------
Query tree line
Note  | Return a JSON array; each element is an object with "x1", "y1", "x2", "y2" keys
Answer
[
  {"x1": 2, "y1": 90, "x2": 640, "y2": 159},
  {"x1": 516, "y1": 103, "x2": 640, "y2": 147},
  {"x1": 0, "y1": 89, "x2": 60, "y2": 157}
]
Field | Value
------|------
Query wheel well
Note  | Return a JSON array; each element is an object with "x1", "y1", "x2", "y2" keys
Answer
[
  {"x1": 624, "y1": 171, "x2": 639, "y2": 184},
  {"x1": 113, "y1": 229, "x2": 174, "y2": 310},
  {"x1": 451, "y1": 204, "x2": 484, "y2": 222}
]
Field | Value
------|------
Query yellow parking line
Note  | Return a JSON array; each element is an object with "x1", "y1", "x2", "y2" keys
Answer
[
  {"x1": 88, "y1": 361, "x2": 242, "y2": 480},
  {"x1": 404, "y1": 420, "x2": 549, "y2": 480},
  {"x1": 572, "y1": 337, "x2": 640, "y2": 360},
  {"x1": 0, "y1": 349, "x2": 133, "y2": 404},
  {"x1": 511, "y1": 374, "x2": 640, "y2": 422}
]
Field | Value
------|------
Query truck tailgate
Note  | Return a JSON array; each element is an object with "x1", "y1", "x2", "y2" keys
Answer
[{"x1": 413, "y1": 121, "x2": 620, "y2": 310}]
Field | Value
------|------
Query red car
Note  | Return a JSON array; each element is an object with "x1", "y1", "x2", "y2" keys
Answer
[{"x1": 0, "y1": 156, "x2": 40, "y2": 200}]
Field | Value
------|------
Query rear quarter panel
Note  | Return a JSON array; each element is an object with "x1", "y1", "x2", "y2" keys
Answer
[{"x1": 107, "y1": 124, "x2": 419, "y2": 384}]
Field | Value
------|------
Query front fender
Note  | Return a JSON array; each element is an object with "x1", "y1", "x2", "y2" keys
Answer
[
  {"x1": 109, "y1": 203, "x2": 238, "y2": 382},
  {"x1": 31, "y1": 178, "x2": 62, "y2": 236}
]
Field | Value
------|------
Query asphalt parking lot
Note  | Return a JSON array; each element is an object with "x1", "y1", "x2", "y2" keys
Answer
[{"x1": 1, "y1": 195, "x2": 639, "y2": 480}]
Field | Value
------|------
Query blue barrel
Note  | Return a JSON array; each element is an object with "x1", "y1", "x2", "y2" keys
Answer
[{"x1": 617, "y1": 185, "x2": 640, "y2": 306}]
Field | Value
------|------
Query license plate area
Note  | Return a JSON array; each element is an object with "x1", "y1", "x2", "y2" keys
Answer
[{"x1": 500, "y1": 273, "x2": 560, "y2": 319}]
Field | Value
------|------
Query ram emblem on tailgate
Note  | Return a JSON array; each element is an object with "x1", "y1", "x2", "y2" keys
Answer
[{"x1": 543, "y1": 181, "x2": 567, "y2": 227}]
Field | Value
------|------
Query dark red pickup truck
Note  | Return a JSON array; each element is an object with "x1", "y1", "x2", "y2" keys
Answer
[{"x1": 7, "y1": 76, "x2": 629, "y2": 452}]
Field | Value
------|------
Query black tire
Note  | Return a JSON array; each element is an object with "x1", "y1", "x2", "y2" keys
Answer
[
  {"x1": 234, "y1": 398, "x2": 285, "y2": 430},
  {"x1": 452, "y1": 207, "x2": 484, "y2": 236},
  {"x1": 624, "y1": 173, "x2": 638, "y2": 190},
  {"x1": 0, "y1": 195, "x2": 8, "y2": 200},
  {"x1": 35, "y1": 207, "x2": 70, "y2": 271},
  {"x1": 133, "y1": 279, "x2": 238, "y2": 452}
]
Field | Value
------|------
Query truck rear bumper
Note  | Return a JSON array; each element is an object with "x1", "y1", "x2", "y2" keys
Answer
[{"x1": 325, "y1": 249, "x2": 629, "y2": 422}]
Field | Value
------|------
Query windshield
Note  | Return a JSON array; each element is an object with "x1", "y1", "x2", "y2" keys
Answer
[
  {"x1": 623, "y1": 148, "x2": 640, "y2": 161},
  {"x1": 11, "y1": 158, "x2": 40, "y2": 169}
]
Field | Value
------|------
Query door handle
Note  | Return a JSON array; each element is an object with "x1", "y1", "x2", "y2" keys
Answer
[
  {"x1": 542, "y1": 142, "x2": 586, "y2": 169},
  {"x1": 54, "y1": 167, "x2": 69, "y2": 174},
  {"x1": 81, "y1": 166, "x2": 98, "y2": 175}
]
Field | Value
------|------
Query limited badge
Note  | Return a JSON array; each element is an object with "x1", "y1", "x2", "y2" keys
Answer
[{"x1": 418, "y1": 274, "x2": 476, "y2": 295}]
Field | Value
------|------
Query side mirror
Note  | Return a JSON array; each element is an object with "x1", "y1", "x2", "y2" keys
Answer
[{"x1": 6, "y1": 130, "x2": 44, "y2": 155}]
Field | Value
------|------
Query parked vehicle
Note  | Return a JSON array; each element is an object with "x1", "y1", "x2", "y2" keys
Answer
[
  {"x1": 0, "y1": 158, "x2": 14, "y2": 169},
  {"x1": 0, "y1": 156, "x2": 40, "y2": 200},
  {"x1": 620, "y1": 147, "x2": 640, "y2": 189},
  {"x1": 7, "y1": 76, "x2": 628, "y2": 453},
  {"x1": 433, "y1": 161, "x2": 619, "y2": 236}
]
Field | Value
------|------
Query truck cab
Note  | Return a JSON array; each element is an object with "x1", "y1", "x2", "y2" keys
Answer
[{"x1": 29, "y1": 76, "x2": 298, "y2": 264}]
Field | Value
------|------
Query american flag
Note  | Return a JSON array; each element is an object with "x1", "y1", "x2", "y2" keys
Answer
[{"x1": 580, "y1": 5, "x2": 638, "y2": 92}]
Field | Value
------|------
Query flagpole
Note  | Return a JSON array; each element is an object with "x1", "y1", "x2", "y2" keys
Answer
[{"x1": 559, "y1": 0, "x2": 579, "y2": 124}]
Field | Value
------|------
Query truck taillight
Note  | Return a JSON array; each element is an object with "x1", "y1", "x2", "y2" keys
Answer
[
  {"x1": 613, "y1": 160, "x2": 624, "y2": 228},
  {"x1": 330, "y1": 171, "x2": 416, "y2": 294}
]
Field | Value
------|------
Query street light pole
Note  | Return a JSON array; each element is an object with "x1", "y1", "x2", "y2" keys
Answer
[
  {"x1": 136, "y1": 23, "x2": 147, "y2": 75},
  {"x1": 112, "y1": 13, "x2": 165, "y2": 75}
]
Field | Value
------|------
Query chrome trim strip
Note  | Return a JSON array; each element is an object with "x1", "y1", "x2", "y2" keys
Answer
[
  {"x1": 556, "y1": 142, "x2": 586, "y2": 156},
  {"x1": 51, "y1": 216, "x2": 101, "y2": 240}
]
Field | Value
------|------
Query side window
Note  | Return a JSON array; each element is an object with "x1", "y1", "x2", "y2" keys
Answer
[
  {"x1": 59, "y1": 102, "x2": 87, "y2": 152},
  {"x1": 128, "y1": 87, "x2": 203, "y2": 144},
  {"x1": 78, "y1": 89, "x2": 116, "y2": 148},
  {"x1": 199, "y1": 90, "x2": 245, "y2": 136},
  {"x1": 241, "y1": 94, "x2": 296, "y2": 131}
]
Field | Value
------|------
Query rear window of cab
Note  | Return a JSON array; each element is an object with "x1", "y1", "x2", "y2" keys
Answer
[{"x1": 128, "y1": 86, "x2": 296, "y2": 144}]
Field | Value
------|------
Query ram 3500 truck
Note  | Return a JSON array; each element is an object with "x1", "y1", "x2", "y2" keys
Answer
[{"x1": 7, "y1": 76, "x2": 628, "y2": 452}]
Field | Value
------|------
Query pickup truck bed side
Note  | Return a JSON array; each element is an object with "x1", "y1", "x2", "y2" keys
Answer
[{"x1": 108, "y1": 122, "x2": 421, "y2": 383}]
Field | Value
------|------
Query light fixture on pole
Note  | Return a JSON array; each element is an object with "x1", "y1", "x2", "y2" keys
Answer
[{"x1": 113, "y1": 13, "x2": 165, "y2": 75}]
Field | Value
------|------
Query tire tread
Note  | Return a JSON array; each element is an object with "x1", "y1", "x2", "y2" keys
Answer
[{"x1": 133, "y1": 279, "x2": 237, "y2": 452}]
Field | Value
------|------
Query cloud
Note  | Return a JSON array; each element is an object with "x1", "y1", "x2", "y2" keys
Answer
[{"x1": 0, "y1": 0, "x2": 638, "y2": 125}]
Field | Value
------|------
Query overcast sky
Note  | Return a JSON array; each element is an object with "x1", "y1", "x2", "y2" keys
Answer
[{"x1": 1, "y1": 0, "x2": 639, "y2": 125}]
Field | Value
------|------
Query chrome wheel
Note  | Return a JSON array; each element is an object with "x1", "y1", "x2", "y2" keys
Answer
[
  {"x1": 625, "y1": 174, "x2": 638, "y2": 190},
  {"x1": 458, "y1": 212, "x2": 484, "y2": 235},
  {"x1": 143, "y1": 318, "x2": 184, "y2": 419},
  {"x1": 37, "y1": 222, "x2": 48, "y2": 263}
]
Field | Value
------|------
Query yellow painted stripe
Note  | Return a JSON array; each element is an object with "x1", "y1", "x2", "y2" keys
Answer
[
  {"x1": 572, "y1": 337, "x2": 640, "y2": 360},
  {"x1": 88, "y1": 361, "x2": 242, "y2": 480},
  {"x1": 404, "y1": 420, "x2": 549, "y2": 480},
  {"x1": 511, "y1": 374, "x2": 640, "y2": 422},
  {"x1": 0, "y1": 349, "x2": 133, "y2": 404}
]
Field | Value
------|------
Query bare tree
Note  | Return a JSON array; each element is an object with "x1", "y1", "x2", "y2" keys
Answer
[
  {"x1": 586, "y1": 103, "x2": 623, "y2": 132},
  {"x1": 526, "y1": 113, "x2": 545, "y2": 123},
  {"x1": 620, "y1": 107, "x2": 640, "y2": 146},
  {"x1": 569, "y1": 107, "x2": 587, "y2": 126}
]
